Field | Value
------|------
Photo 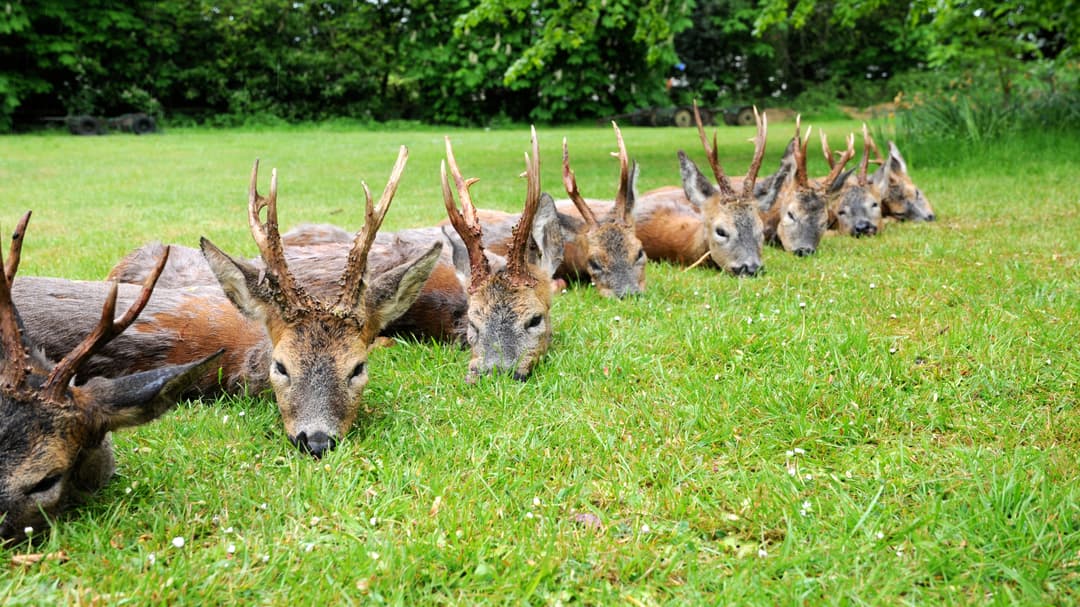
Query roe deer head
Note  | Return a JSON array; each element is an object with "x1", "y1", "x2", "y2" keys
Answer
[
  {"x1": 560, "y1": 122, "x2": 646, "y2": 298},
  {"x1": 1, "y1": 212, "x2": 220, "y2": 544},
  {"x1": 870, "y1": 140, "x2": 936, "y2": 222},
  {"x1": 199, "y1": 150, "x2": 441, "y2": 457},
  {"x1": 675, "y1": 101, "x2": 767, "y2": 276},
  {"x1": 821, "y1": 128, "x2": 881, "y2": 237},
  {"x1": 442, "y1": 129, "x2": 553, "y2": 382},
  {"x1": 764, "y1": 117, "x2": 846, "y2": 256}
]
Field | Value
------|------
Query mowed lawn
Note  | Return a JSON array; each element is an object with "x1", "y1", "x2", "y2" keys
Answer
[{"x1": 0, "y1": 122, "x2": 1077, "y2": 605}]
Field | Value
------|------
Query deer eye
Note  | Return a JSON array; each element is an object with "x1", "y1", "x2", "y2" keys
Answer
[
  {"x1": 787, "y1": 211, "x2": 796, "y2": 221},
  {"x1": 635, "y1": 249, "x2": 645, "y2": 263},
  {"x1": 871, "y1": 202, "x2": 879, "y2": 208},
  {"x1": 273, "y1": 360, "x2": 288, "y2": 377},
  {"x1": 714, "y1": 227, "x2": 728, "y2": 239},
  {"x1": 588, "y1": 259, "x2": 602, "y2": 274},
  {"x1": 26, "y1": 473, "x2": 62, "y2": 495},
  {"x1": 526, "y1": 314, "x2": 543, "y2": 330},
  {"x1": 350, "y1": 362, "x2": 366, "y2": 379},
  {"x1": 837, "y1": 209, "x2": 846, "y2": 215}
]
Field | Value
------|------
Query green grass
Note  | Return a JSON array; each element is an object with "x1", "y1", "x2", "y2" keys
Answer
[{"x1": 1, "y1": 122, "x2": 1078, "y2": 605}]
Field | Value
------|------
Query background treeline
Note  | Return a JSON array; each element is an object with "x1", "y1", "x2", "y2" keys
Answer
[{"x1": 1, "y1": 0, "x2": 1076, "y2": 131}]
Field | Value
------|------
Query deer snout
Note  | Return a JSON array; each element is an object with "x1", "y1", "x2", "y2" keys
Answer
[
  {"x1": 729, "y1": 262, "x2": 761, "y2": 277},
  {"x1": 924, "y1": 213, "x2": 936, "y2": 222},
  {"x1": 290, "y1": 431, "x2": 338, "y2": 458},
  {"x1": 854, "y1": 221, "x2": 876, "y2": 236},
  {"x1": 793, "y1": 247, "x2": 815, "y2": 257}
]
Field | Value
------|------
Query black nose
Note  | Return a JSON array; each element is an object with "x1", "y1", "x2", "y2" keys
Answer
[
  {"x1": 730, "y1": 263, "x2": 761, "y2": 277},
  {"x1": 854, "y1": 221, "x2": 876, "y2": 236},
  {"x1": 793, "y1": 247, "x2": 815, "y2": 257},
  {"x1": 925, "y1": 213, "x2": 936, "y2": 221},
  {"x1": 292, "y1": 431, "x2": 337, "y2": 458}
]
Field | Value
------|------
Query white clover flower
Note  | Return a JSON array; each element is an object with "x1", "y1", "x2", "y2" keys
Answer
[
  {"x1": 640, "y1": 524, "x2": 651, "y2": 534},
  {"x1": 757, "y1": 547, "x2": 768, "y2": 558},
  {"x1": 23, "y1": 526, "x2": 33, "y2": 536},
  {"x1": 226, "y1": 544, "x2": 237, "y2": 554},
  {"x1": 148, "y1": 553, "x2": 156, "y2": 565},
  {"x1": 172, "y1": 536, "x2": 185, "y2": 548}
]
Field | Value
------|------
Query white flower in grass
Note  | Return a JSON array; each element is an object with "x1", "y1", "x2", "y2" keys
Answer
[
  {"x1": 876, "y1": 531, "x2": 885, "y2": 540},
  {"x1": 757, "y1": 547, "x2": 768, "y2": 558},
  {"x1": 369, "y1": 517, "x2": 378, "y2": 526},
  {"x1": 640, "y1": 524, "x2": 651, "y2": 534},
  {"x1": 532, "y1": 497, "x2": 541, "y2": 507},
  {"x1": 793, "y1": 447, "x2": 806, "y2": 455},
  {"x1": 148, "y1": 553, "x2": 156, "y2": 565},
  {"x1": 303, "y1": 543, "x2": 315, "y2": 553},
  {"x1": 787, "y1": 465, "x2": 797, "y2": 476},
  {"x1": 23, "y1": 526, "x2": 33, "y2": 536},
  {"x1": 226, "y1": 544, "x2": 236, "y2": 554},
  {"x1": 799, "y1": 501, "x2": 812, "y2": 516},
  {"x1": 172, "y1": 536, "x2": 185, "y2": 548}
]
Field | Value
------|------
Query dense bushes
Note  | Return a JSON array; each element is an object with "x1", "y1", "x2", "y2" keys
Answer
[{"x1": 0, "y1": 1, "x2": 1075, "y2": 130}]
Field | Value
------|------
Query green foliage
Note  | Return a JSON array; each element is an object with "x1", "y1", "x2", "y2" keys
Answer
[{"x1": 894, "y1": 59, "x2": 1080, "y2": 144}]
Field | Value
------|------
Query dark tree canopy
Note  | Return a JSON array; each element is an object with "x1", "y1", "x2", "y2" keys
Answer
[{"x1": 0, "y1": 0, "x2": 1075, "y2": 130}]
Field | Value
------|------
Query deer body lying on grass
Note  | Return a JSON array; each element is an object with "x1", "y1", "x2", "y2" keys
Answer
[
  {"x1": 622, "y1": 104, "x2": 768, "y2": 276},
  {"x1": 1, "y1": 212, "x2": 221, "y2": 545},
  {"x1": 823, "y1": 126, "x2": 883, "y2": 237}
]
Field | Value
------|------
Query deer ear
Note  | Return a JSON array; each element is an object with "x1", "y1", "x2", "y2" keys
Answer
[
  {"x1": 362, "y1": 242, "x2": 442, "y2": 335},
  {"x1": 81, "y1": 350, "x2": 224, "y2": 431},
  {"x1": 200, "y1": 237, "x2": 281, "y2": 324},
  {"x1": 529, "y1": 193, "x2": 564, "y2": 278},
  {"x1": 441, "y1": 225, "x2": 471, "y2": 283},
  {"x1": 678, "y1": 151, "x2": 718, "y2": 209},
  {"x1": 887, "y1": 141, "x2": 907, "y2": 174},
  {"x1": 831, "y1": 168, "x2": 856, "y2": 193}
]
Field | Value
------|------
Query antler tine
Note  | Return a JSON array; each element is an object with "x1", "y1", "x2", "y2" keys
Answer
[
  {"x1": 693, "y1": 100, "x2": 734, "y2": 195},
  {"x1": 506, "y1": 126, "x2": 541, "y2": 287},
  {"x1": 857, "y1": 124, "x2": 871, "y2": 186},
  {"x1": 823, "y1": 133, "x2": 856, "y2": 189},
  {"x1": 4, "y1": 211, "x2": 30, "y2": 284},
  {"x1": 40, "y1": 247, "x2": 171, "y2": 403},
  {"x1": 0, "y1": 212, "x2": 32, "y2": 391},
  {"x1": 562, "y1": 137, "x2": 597, "y2": 227},
  {"x1": 610, "y1": 121, "x2": 632, "y2": 224},
  {"x1": 793, "y1": 115, "x2": 809, "y2": 187},
  {"x1": 820, "y1": 130, "x2": 835, "y2": 170},
  {"x1": 742, "y1": 107, "x2": 768, "y2": 199},
  {"x1": 335, "y1": 146, "x2": 408, "y2": 312},
  {"x1": 247, "y1": 160, "x2": 306, "y2": 309},
  {"x1": 442, "y1": 137, "x2": 490, "y2": 292}
]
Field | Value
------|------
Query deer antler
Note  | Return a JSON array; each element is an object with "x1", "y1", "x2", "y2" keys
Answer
[
  {"x1": 820, "y1": 130, "x2": 834, "y2": 170},
  {"x1": 334, "y1": 146, "x2": 408, "y2": 313},
  {"x1": 742, "y1": 107, "x2": 768, "y2": 199},
  {"x1": 857, "y1": 124, "x2": 872, "y2": 186},
  {"x1": 39, "y1": 247, "x2": 171, "y2": 403},
  {"x1": 4, "y1": 211, "x2": 30, "y2": 285},
  {"x1": 442, "y1": 136, "x2": 491, "y2": 293},
  {"x1": 793, "y1": 115, "x2": 811, "y2": 188},
  {"x1": 506, "y1": 126, "x2": 541, "y2": 288},
  {"x1": 247, "y1": 160, "x2": 312, "y2": 314},
  {"x1": 562, "y1": 138, "x2": 598, "y2": 228},
  {"x1": 822, "y1": 133, "x2": 856, "y2": 189},
  {"x1": 0, "y1": 212, "x2": 32, "y2": 392},
  {"x1": 693, "y1": 100, "x2": 735, "y2": 196},
  {"x1": 611, "y1": 121, "x2": 633, "y2": 225}
]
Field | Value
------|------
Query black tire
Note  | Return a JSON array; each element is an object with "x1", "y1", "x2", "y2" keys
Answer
[
  {"x1": 673, "y1": 107, "x2": 694, "y2": 127},
  {"x1": 68, "y1": 115, "x2": 102, "y2": 136},
  {"x1": 735, "y1": 107, "x2": 755, "y2": 126},
  {"x1": 130, "y1": 114, "x2": 156, "y2": 135}
]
